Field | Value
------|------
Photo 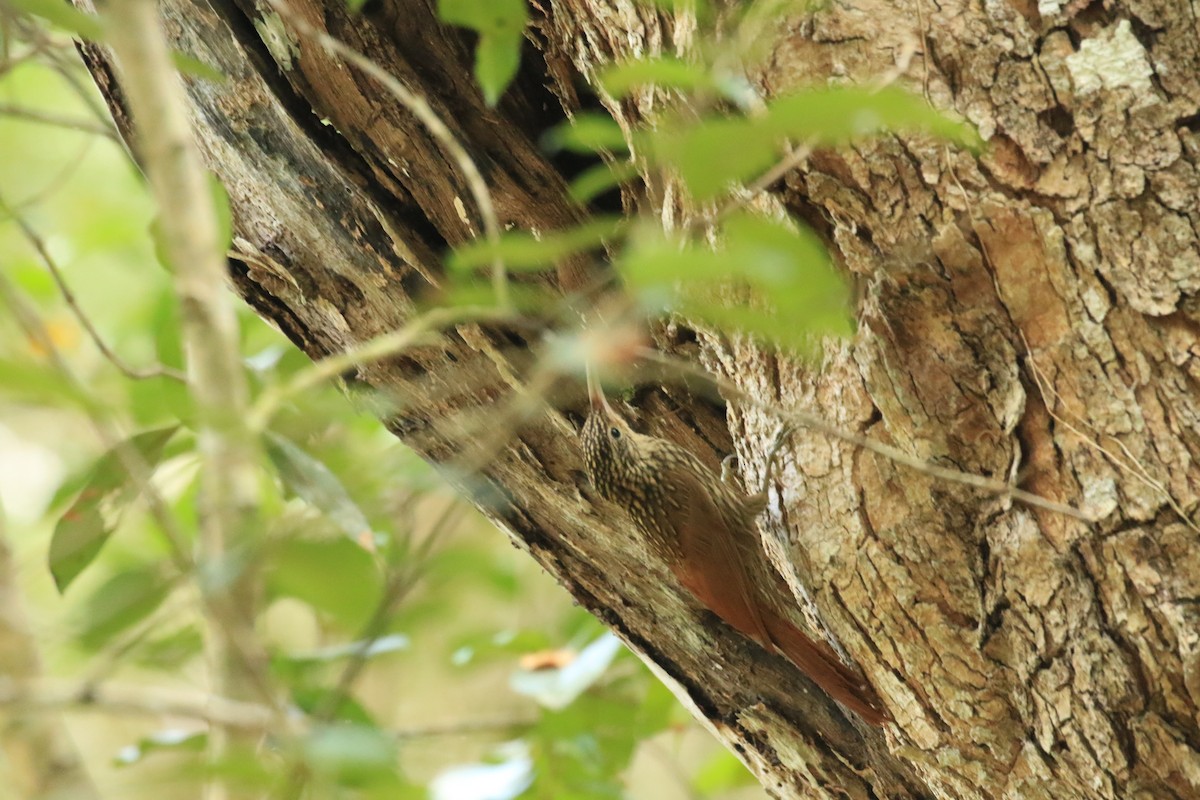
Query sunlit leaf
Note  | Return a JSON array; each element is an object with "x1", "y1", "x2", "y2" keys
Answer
[
  {"x1": 302, "y1": 724, "x2": 398, "y2": 786},
  {"x1": 509, "y1": 632, "x2": 623, "y2": 710},
  {"x1": 76, "y1": 564, "x2": 173, "y2": 649},
  {"x1": 5, "y1": 0, "x2": 104, "y2": 39},
  {"x1": 265, "y1": 431, "x2": 375, "y2": 547},
  {"x1": 650, "y1": 116, "x2": 776, "y2": 200},
  {"x1": 430, "y1": 742, "x2": 532, "y2": 800},
  {"x1": 620, "y1": 213, "x2": 852, "y2": 349},
  {"x1": 266, "y1": 537, "x2": 383, "y2": 629},
  {"x1": 527, "y1": 689, "x2": 647, "y2": 798},
  {"x1": 438, "y1": 0, "x2": 526, "y2": 32},
  {"x1": 133, "y1": 625, "x2": 203, "y2": 669},
  {"x1": 567, "y1": 161, "x2": 637, "y2": 205},
  {"x1": 49, "y1": 425, "x2": 178, "y2": 592},
  {"x1": 632, "y1": 0, "x2": 711, "y2": 19},
  {"x1": 0, "y1": 356, "x2": 96, "y2": 409},
  {"x1": 291, "y1": 687, "x2": 377, "y2": 726},
  {"x1": 765, "y1": 86, "x2": 982, "y2": 149},
  {"x1": 449, "y1": 627, "x2": 552, "y2": 668},
  {"x1": 475, "y1": 30, "x2": 522, "y2": 107},
  {"x1": 543, "y1": 113, "x2": 629, "y2": 153},
  {"x1": 427, "y1": 545, "x2": 519, "y2": 598},
  {"x1": 172, "y1": 52, "x2": 227, "y2": 84},
  {"x1": 114, "y1": 728, "x2": 206, "y2": 767},
  {"x1": 448, "y1": 217, "x2": 624, "y2": 273},
  {"x1": 599, "y1": 57, "x2": 712, "y2": 98},
  {"x1": 430, "y1": 280, "x2": 549, "y2": 313}
]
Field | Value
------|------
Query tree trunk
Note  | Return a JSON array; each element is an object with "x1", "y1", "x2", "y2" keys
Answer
[{"x1": 78, "y1": 0, "x2": 1200, "y2": 796}]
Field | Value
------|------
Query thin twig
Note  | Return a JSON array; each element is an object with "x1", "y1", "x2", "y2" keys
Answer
[
  {"x1": 326, "y1": 502, "x2": 463, "y2": 714},
  {"x1": 710, "y1": 142, "x2": 813, "y2": 227},
  {"x1": 0, "y1": 102, "x2": 120, "y2": 139},
  {"x1": 263, "y1": 0, "x2": 510, "y2": 309},
  {"x1": 638, "y1": 348, "x2": 1097, "y2": 521},
  {"x1": 277, "y1": 503, "x2": 464, "y2": 799},
  {"x1": 106, "y1": 4, "x2": 279, "y2": 795},
  {"x1": 0, "y1": 270, "x2": 192, "y2": 557},
  {"x1": 0, "y1": 197, "x2": 188, "y2": 382},
  {"x1": 447, "y1": 358, "x2": 564, "y2": 479},
  {"x1": 1021, "y1": 332, "x2": 1199, "y2": 534},
  {"x1": 247, "y1": 304, "x2": 516, "y2": 430},
  {"x1": 1, "y1": 137, "x2": 95, "y2": 215},
  {"x1": 393, "y1": 715, "x2": 537, "y2": 740},
  {"x1": 0, "y1": 678, "x2": 285, "y2": 734}
]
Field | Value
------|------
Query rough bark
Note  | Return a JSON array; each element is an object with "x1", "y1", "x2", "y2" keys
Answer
[{"x1": 78, "y1": 0, "x2": 1200, "y2": 797}]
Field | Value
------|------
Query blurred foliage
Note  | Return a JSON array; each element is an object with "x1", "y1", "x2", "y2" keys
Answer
[
  {"x1": 0, "y1": 10, "x2": 764, "y2": 800},
  {"x1": 1, "y1": 0, "x2": 979, "y2": 796}
]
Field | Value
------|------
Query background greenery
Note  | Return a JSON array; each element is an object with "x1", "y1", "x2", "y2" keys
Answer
[
  {"x1": 0, "y1": 1, "x2": 975, "y2": 794},
  {"x1": 0, "y1": 26, "x2": 764, "y2": 800}
]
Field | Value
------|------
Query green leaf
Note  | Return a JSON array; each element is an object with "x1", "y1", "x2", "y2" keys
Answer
[
  {"x1": 599, "y1": 57, "x2": 712, "y2": 98},
  {"x1": 567, "y1": 161, "x2": 637, "y2": 205},
  {"x1": 430, "y1": 280, "x2": 550, "y2": 314},
  {"x1": 171, "y1": 52, "x2": 227, "y2": 84},
  {"x1": 619, "y1": 213, "x2": 852, "y2": 350},
  {"x1": 650, "y1": 116, "x2": 776, "y2": 200},
  {"x1": 438, "y1": 0, "x2": 526, "y2": 33},
  {"x1": 765, "y1": 86, "x2": 981, "y2": 150},
  {"x1": 76, "y1": 565, "x2": 173, "y2": 649},
  {"x1": 266, "y1": 537, "x2": 382, "y2": 629},
  {"x1": 448, "y1": 217, "x2": 624, "y2": 273},
  {"x1": 302, "y1": 725, "x2": 397, "y2": 786},
  {"x1": 544, "y1": 113, "x2": 629, "y2": 153},
  {"x1": 5, "y1": 0, "x2": 104, "y2": 39},
  {"x1": 49, "y1": 426, "x2": 179, "y2": 592},
  {"x1": 291, "y1": 687, "x2": 376, "y2": 725},
  {"x1": 722, "y1": 212, "x2": 834, "y2": 286},
  {"x1": 475, "y1": 31, "x2": 523, "y2": 107},
  {"x1": 265, "y1": 432, "x2": 375, "y2": 547},
  {"x1": 133, "y1": 626, "x2": 203, "y2": 669}
]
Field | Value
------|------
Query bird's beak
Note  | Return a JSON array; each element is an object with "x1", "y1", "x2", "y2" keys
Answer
[{"x1": 585, "y1": 362, "x2": 611, "y2": 414}]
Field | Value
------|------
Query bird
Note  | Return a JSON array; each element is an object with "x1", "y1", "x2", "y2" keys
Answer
[{"x1": 580, "y1": 376, "x2": 888, "y2": 725}]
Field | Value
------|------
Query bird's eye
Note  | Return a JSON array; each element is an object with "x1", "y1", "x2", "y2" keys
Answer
[{"x1": 609, "y1": 427, "x2": 621, "y2": 440}]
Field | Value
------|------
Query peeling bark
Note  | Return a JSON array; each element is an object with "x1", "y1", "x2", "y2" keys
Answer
[{"x1": 79, "y1": 0, "x2": 1200, "y2": 796}]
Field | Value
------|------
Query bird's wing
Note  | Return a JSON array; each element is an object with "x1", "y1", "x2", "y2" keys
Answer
[
  {"x1": 669, "y1": 469, "x2": 889, "y2": 725},
  {"x1": 668, "y1": 467, "x2": 776, "y2": 650}
]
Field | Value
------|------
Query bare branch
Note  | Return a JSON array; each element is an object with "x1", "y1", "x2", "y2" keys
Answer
[
  {"x1": 0, "y1": 678, "x2": 284, "y2": 734},
  {"x1": 0, "y1": 102, "x2": 119, "y2": 139},
  {"x1": 0, "y1": 197, "x2": 188, "y2": 382},
  {"x1": 105, "y1": 2, "x2": 276, "y2": 795}
]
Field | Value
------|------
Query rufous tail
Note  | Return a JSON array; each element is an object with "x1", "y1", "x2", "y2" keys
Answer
[{"x1": 760, "y1": 604, "x2": 889, "y2": 725}]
